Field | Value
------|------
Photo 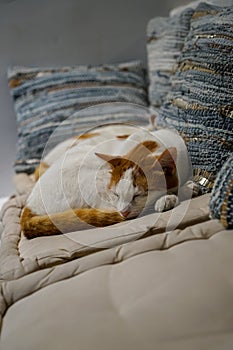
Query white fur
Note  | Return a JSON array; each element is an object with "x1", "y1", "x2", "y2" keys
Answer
[
  {"x1": 27, "y1": 125, "x2": 192, "y2": 217},
  {"x1": 114, "y1": 168, "x2": 135, "y2": 214},
  {"x1": 154, "y1": 194, "x2": 180, "y2": 212}
]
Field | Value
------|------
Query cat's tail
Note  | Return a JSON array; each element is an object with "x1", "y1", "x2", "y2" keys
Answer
[{"x1": 21, "y1": 207, "x2": 125, "y2": 239}]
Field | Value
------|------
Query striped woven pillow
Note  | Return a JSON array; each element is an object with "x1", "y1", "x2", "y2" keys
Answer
[
  {"x1": 209, "y1": 155, "x2": 233, "y2": 229},
  {"x1": 8, "y1": 61, "x2": 149, "y2": 174},
  {"x1": 147, "y1": 7, "x2": 194, "y2": 110},
  {"x1": 157, "y1": 3, "x2": 233, "y2": 192}
]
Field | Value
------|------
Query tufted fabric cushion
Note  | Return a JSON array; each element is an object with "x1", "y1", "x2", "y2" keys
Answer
[
  {"x1": 209, "y1": 155, "x2": 233, "y2": 229},
  {"x1": 1, "y1": 189, "x2": 233, "y2": 350},
  {"x1": 157, "y1": 3, "x2": 233, "y2": 192},
  {"x1": 8, "y1": 62, "x2": 148, "y2": 174}
]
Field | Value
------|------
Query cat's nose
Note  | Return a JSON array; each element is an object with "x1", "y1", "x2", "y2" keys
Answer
[
  {"x1": 120, "y1": 209, "x2": 131, "y2": 218},
  {"x1": 119, "y1": 205, "x2": 131, "y2": 217}
]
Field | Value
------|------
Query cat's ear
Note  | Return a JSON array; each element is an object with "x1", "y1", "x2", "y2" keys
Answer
[
  {"x1": 95, "y1": 153, "x2": 122, "y2": 167},
  {"x1": 153, "y1": 147, "x2": 177, "y2": 175}
]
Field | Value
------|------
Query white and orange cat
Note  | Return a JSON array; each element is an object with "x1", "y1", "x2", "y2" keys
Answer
[{"x1": 21, "y1": 125, "x2": 194, "y2": 238}]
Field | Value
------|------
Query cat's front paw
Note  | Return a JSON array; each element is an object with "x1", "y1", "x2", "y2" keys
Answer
[{"x1": 154, "y1": 194, "x2": 179, "y2": 213}]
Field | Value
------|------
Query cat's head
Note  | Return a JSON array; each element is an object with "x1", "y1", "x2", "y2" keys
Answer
[{"x1": 96, "y1": 140, "x2": 178, "y2": 218}]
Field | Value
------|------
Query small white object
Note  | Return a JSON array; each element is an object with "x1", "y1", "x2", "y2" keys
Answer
[{"x1": 154, "y1": 194, "x2": 179, "y2": 212}]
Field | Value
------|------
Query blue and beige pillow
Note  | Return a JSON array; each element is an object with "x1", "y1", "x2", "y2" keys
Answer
[
  {"x1": 8, "y1": 61, "x2": 149, "y2": 173},
  {"x1": 147, "y1": 6, "x2": 194, "y2": 109},
  {"x1": 149, "y1": 3, "x2": 233, "y2": 192},
  {"x1": 209, "y1": 155, "x2": 233, "y2": 229}
]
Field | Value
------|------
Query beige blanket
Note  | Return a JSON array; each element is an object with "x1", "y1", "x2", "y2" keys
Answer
[{"x1": 0, "y1": 174, "x2": 233, "y2": 350}]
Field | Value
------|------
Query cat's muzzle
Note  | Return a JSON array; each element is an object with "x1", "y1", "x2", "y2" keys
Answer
[
  {"x1": 120, "y1": 210, "x2": 131, "y2": 218},
  {"x1": 119, "y1": 205, "x2": 131, "y2": 218}
]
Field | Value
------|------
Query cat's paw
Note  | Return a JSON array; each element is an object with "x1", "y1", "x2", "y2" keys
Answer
[{"x1": 154, "y1": 194, "x2": 179, "y2": 213}]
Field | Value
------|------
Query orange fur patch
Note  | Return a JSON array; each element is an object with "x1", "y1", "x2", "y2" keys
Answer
[
  {"x1": 126, "y1": 140, "x2": 158, "y2": 163},
  {"x1": 34, "y1": 162, "x2": 50, "y2": 181},
  {"x1": 98, "y1": 140, "x2": 159, "y2": 189},
  {"x1": 75, "y1": 132, "x2": 100, "y2": 140},
  {"x1": 21, "y1": 206, "x2": 125, "y2": 239},
  {"x1": 97, "y1": 142, "x2": 178, "y2": 194},
  {"x1": 116, "y1": 134, "x2": 130, "y2": 139},
  {"x1": 108, "y1": 158, "x2": 136, "y2": 189}
]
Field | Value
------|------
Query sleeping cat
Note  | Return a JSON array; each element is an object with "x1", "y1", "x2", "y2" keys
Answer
[{"x1": 21, "y1": 125, "x2": 194, "y2": 238}]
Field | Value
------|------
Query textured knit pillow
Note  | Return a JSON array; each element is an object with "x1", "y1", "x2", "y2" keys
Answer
[
  {"x1": 8, "y1": 61, "x2": 148, "y2": 173},
  {"x1": 158, "y1": 3, "x2": 233, "y2": 192},
  {"x1": 209, "y1": 155, "x2": 233, "y2": 229},
  {"x1": 146, "y1": 7, "x2": 194, "y2": 110}
]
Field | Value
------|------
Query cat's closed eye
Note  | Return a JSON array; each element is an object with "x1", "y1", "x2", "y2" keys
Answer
[
  {"x1": 133, "y1": 194, "x2": 140, "y2": 199},
  {"x1": 133, "y1": 192, "x2": 147, "y2": 200},
  {"x1": 111, "y1": 192, "x2": 119, "y2": 201}
]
